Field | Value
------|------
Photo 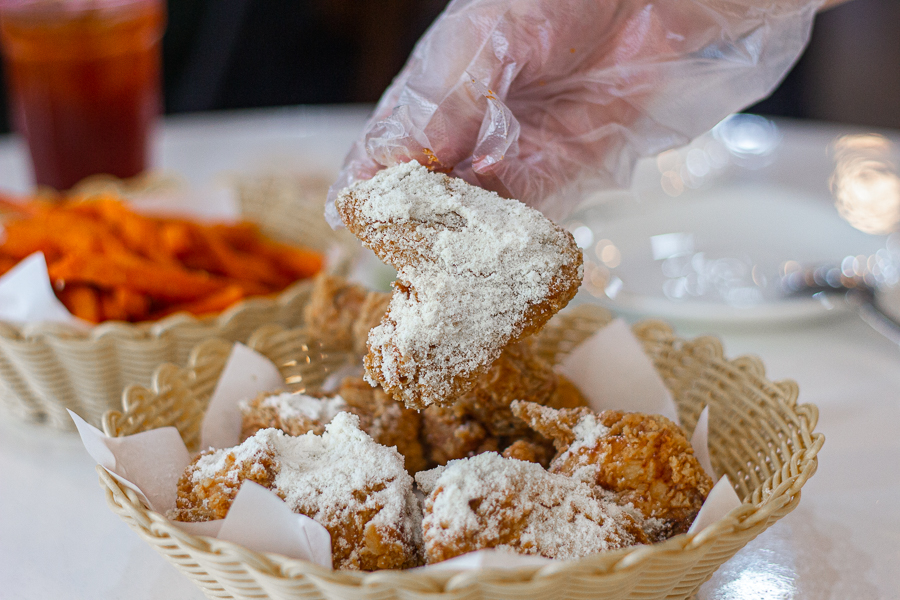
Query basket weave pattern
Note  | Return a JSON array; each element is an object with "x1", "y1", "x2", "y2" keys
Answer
[
  {"x1": 98, "y1": 305, "x2": 823, "y2": 600},
  {"x1": 0, "y1": 174, "x2": 356, "y2": 429}
]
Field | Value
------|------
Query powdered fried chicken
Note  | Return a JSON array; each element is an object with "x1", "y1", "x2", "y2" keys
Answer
[
  {"x1": 298, "y1": 274, "x2": 587, "y2": 470},
  {"x1": 501, "y1": 439, "x2": 554, "y2": 465},
  {"x1": 512, "y1": 401, "x2": 713, "y2": 540},
  {"x1": 352, "y1": 291, "x2": 392, "y2": 355},
  {"x1": 421, "y1": 340, "x2": 587, "y2": 467},
  {"x1": 240, "y1": 391, "x2": 347, "y2": 441},
  {"x1": 240, "y1": 380, "x2": 425, "y2": 474},
  {"x1": 416, "y1": 453, "x2": 648, "y2": 563},
  {"x1": 171, "y1": 439, "x2": 279, "y2": 523},
  {"x1": 303, "y1": 274, "x2": 370, "y2": 349},
  {"x1": 172, "y1": 414, "x2": 421, "y2": 570},
  {"x1": 338, "y1": 377, "x2": 427, "y2": 473},
  {"x1": 336, "y1": 161, "x2": 583, "y2": 409}
]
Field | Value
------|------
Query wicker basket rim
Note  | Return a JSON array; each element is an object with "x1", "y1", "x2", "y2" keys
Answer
[
  {"x1": 97, "y1": 463, "x2": 770, "y2": 584},
  {"x1": 98, "y1": 317, "x2": 824, "y2": 590},
  {"x1": 0, "y1": 280, "x2": 316, "y2": 343}
]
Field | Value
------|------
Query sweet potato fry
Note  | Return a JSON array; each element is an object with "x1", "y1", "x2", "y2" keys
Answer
[
  {"x1": 196, "y1": 227, "x2": 291, "y2": 287},
  {"x1": 209, "y1": 222, "x2": 261, "y2": 250},
  {"x1": 0, "y1": 256, "x2": 18, "y2": 275},
  {"x1": 159, "y1": 284, "x2": 246, "y2": 318},
  {"x1": 263, "y1": 241, "x2": 324, "y2": 279},
  {"x1": 100, "y1": 287, "x2": 151, "y2": 322},
  {"x1": 57, "y1": 285, "x2": 102, "y2": 323},
  {"x1": 48, "y1": 253, "x2": 227, "y2": 302},
  {"x1": 160, "y1": 222, "x2": 194, "y2": 257}
]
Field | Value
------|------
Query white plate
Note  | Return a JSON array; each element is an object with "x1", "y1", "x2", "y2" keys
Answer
[{"x1": 565, "y1": 116, "x2": 900, "y2": 325}]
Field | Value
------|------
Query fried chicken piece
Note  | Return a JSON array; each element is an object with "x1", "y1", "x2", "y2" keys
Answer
[
  {"x1": 171, "y1": 434, "x2": 279, "y2": 523},
  {"x1": 416, "y1": 453, "x2": 648, "y2": 564},
  {"x1": 455, "y1": 340, "x2": 559, "y2": 437},
  {"x1": 421, "y1": 405, "x2": 500, "y2": 466},
  {"x1": 303, "y1": 273, "x2": 392, "y2": 354},
  {"x1": 512, "y1": 401, "x2": 713, "y2": 541},
  {"x1": 352, "y1": 291, "x2": 391, "y2": 355},
  {"x1": 336, "y1": 161, "x2": 583, "y2": 409},
  {"x1": 338, "y1": 377, "x2": 427, "y2": 474},
  {"x1": 501, "y1": 440, "x2": 554, "y2": 465},
  {"x1": 420, "y1": 340, "x2": 586, "y2": 467},
  {"x1": 303, "y1": 274, "x2": 370, "y2": 349},
  {"x1": 240, "y1": 391, "x2": 347, "y2": 441},
  {"x1": 549, "y1": 374, "x2": 589, "y2": 410},
  {"x1": 172, "y1": 413, "x2": 421, "y2": 570},
  {"x1": 240, "y1": 382, "x2": 426, "y2": 474}
]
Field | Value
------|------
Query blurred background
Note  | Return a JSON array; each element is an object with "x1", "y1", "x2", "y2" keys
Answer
[{"x1": 0, "y1": 0, "x2": 897, "y2": 134}]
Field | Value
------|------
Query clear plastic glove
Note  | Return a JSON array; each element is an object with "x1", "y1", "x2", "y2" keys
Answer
[{"x1": 326, "y1": 0, "x2": 822, "y2": 227}]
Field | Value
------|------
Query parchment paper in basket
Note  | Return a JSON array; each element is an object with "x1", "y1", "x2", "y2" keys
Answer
[
  {"x1": 69, "y1": 384, "x2": 333, "y2": 568},
  {"x1": 200, "y1": 342, "x2": 285, "y2": 450},
  {"x1": 555, "y1": 318, "x2": 678, "y2": 422},
  {"x1": 0, "y1": 252, "x2": 88, "y2": 327}
]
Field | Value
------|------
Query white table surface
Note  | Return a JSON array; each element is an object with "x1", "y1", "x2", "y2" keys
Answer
[{"x1": 0, "y1": 107, "x2": 898, "y2": 600}]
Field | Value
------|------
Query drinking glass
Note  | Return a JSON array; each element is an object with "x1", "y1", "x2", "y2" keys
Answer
[{"x1": 0, "y1": 0, "x2": 165, "y2": 190}]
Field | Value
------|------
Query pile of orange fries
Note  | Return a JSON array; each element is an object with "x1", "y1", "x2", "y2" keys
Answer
[{"x1": 0, "y1": 194, "x2": 323, "y2": 323}]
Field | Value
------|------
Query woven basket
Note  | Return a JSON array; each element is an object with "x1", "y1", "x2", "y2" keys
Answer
[
  {"x1": 98, "y1": 304, "x2": 823, "y2": 600},
  {"x1": 0, "y1": 173, "x2": 357, "y2": 430}
]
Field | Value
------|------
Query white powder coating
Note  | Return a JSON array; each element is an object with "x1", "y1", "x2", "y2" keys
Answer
[
  {"x1": 414, "y1": 465, "x2": 445, "y2": 495},
  {"x1": 420, "y1": 453, "x2": 645, "y2": 562},
  {"x1": 338, "y1": 161, "x2": 582, "y2": 407},
  {"x1": 553, "y1": 413, "x2": 617, "y2": 487},
  {"x1": 192, "y1": 413, "x2": 420, "y2": 565},
  {"x1": 567, "y1": 414, "x2": 610, "y2": 458},
  {"x1": 256, "y1": 392, "x2": 348, "y2": 424}
]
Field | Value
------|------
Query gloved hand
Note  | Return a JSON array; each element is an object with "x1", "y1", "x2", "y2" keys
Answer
[{"x1": 326, "y1": 0, "x2": 821, "y2": 227}]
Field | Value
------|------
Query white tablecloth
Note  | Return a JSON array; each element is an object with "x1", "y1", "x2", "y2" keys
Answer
[{"x1": 0, "y1": 107, "x2": 897, "y2": 600}]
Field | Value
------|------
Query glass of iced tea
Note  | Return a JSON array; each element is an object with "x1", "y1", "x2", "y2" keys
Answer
[{"x1": 0, "y1": 0, "x2": 165, "y2": 190}]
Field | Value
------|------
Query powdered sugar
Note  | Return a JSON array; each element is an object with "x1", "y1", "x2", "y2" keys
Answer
[
  {"x1": 414, "y1": 465, "x2": 445, "y2": 495},
  {"x1": 255, "y1": 392, "x2": 347, "y2": 424},
  {"x1": 566, "y1": 414, "x2": 610, "y2": 459},
  {"x1": 420, "y1": 453, "x2": 646, "y2": 562},
  {"x1": 338, "y1": 161, "x2": 582, "y2": 407},
  {"x1": 192, "y1": 433, "x2": 275, "y2": 483},
  {"x1": 269, "y1": 413, "x2": 412, "y2": 522}
]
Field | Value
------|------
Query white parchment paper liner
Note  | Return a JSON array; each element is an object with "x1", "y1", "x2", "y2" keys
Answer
[
  {"x1": 0, "y1": 252, "x2": 87, "y2": 327},
  {"x1": 73, "y1": 318, "x2": 740, "y2": 572}
]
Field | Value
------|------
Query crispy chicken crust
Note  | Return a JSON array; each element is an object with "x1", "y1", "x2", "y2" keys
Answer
[
  {"x1": 421, "y1": 340, "x2": 588, "y2": 468},
  {"x1": 417, "y1": 453, "x2": 648, "y2": 563},
  {"x1": 512, "y1": 401, "x2": 713, "y2": 540}
]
